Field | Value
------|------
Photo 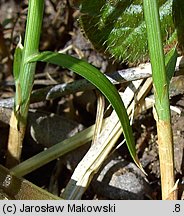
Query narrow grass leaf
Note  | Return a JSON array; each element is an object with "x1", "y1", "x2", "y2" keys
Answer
[
  {"x1": 165, "y1": 48, "x2": 178, "y2": 83},
  {"x1": 28, "y1": 51, "x2": 141, "y2": 168},
  {"x1": 13, "y1": 39, "x2": 23, "y2": 81},
  {"x1": 13, "y1": 39, "x2": 23, "y2": 116}
]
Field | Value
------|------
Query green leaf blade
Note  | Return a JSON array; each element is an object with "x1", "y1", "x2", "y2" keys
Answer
[
  {"x1": 79, "y1": 0, "x2": 175, "y2": 63},
  {"x1": 13, "y1": 40, "x2": 23, "y2": 82},
  {"x1": 165, "y1": 47, "x2": 178, "y2": 84},
  {"x1": 28, "y1": 51, "x2": 141, "y2": 168}
]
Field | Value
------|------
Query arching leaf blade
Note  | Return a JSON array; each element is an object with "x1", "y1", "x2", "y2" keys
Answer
[{"x1": 28, "y1": 51, "x2": 142, "y2": 169}]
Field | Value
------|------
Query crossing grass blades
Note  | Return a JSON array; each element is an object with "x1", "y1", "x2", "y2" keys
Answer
[{"x1": 0, "y1": 0, "x2": 183, "y2": 200}]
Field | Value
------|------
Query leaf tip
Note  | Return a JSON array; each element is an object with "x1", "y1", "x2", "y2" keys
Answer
[{"x1": 134, "y1": 155, "x2": 147, "y2": 176}]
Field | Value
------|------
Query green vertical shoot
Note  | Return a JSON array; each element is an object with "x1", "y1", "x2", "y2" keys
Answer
[{"x1": 143, "y1": 0, "x2": 175, "y2": 199}]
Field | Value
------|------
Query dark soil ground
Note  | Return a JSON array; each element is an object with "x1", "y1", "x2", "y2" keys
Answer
[{"x1": 0, "y1": 0, "x2": 183, "y2": 200}]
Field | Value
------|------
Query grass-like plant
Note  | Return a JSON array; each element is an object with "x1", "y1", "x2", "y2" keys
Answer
[
  {"x1": 6, "y1": 0, "x2": 140, "y2": 186},
  {"x1": 143, "y1": 0, "x2": 176, "y2": 200},
  {"x1": 4, "y1": 0, "x2": 181, "y2": 199},
  {"x1": 6, "y1": 0, "x2": 45, "y2": 168}
]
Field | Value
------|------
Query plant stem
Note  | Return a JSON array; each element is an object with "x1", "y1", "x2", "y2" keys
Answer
[
  {"x1": 143, "y1": 0, "x2": 176, "y2": 199},
  {"x1": 6, "y1": 0, "x2": 44, "y2": 168}
]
